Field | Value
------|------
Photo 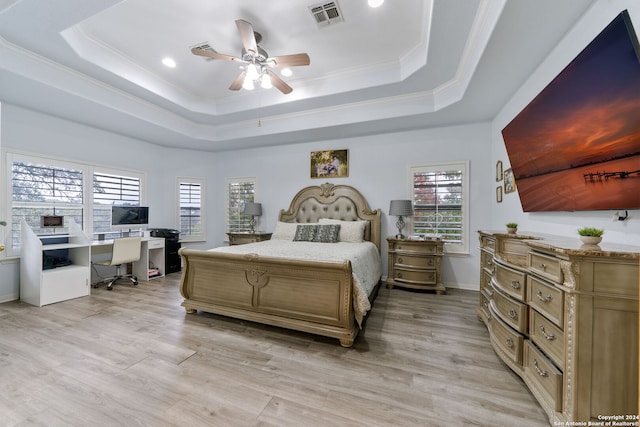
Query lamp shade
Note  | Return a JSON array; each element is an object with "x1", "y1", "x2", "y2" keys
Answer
[
  {"x1": 243, "y1": 202, "x2": 262, "y2": 216},
  {"x1": 389, "y1": 200, "x2": 413, "y2": 216}
]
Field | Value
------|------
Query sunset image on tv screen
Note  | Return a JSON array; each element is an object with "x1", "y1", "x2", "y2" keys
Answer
[{"x1": 501, "y1": 11, "x2": 640, "y2": 212}]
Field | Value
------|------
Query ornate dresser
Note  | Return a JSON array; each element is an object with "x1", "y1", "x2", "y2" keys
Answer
[{"x1": 477, "y1": 230, "x2": 638, "y2": 424}]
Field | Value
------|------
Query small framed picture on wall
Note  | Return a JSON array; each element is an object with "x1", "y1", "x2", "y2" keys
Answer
[
  {"x1": 310, "y1": 149, "x2": 349, "y2": 178},
  {"x1": 504, "y1": 168, "x2": 516, "y2": 193},
  {"x1": 496, "y1": 186, "x2": 503, "y2": 203}
]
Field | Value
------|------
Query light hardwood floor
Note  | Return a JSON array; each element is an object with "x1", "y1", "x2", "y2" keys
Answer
[{"x1": 0, "y1": 274, "x2": 549, "y2": 427}]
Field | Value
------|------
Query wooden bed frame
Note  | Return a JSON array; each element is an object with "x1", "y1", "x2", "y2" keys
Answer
[{"x1": 178, "y1": 183, "x2": 381, "y2": 347}]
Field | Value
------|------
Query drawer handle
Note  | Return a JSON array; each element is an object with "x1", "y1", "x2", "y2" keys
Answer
[
  {"x1": 536, "y1": 288, "x2": 553, "y2": 303},
  {"x1": 506, "y1": 338, "x2": 514, "y2": 348},
  {"x1": 508, "y1": 309, "x2": 517, "y2": 319},
  {"x1": 511, "y1": 280, "x2": 520, "y2": 289},
  {"x1": 538, "y1": 263, "x2": 546, "y2": 270},
  {"x1": 483, "y1": 301, "x2": 489, "y2": 308},
  {"x1": 397, "y1": 257, "x2": 403, "y2": 264},
  {"x1": 539, "y1": 324, "x2": 556, "y2": 341},
  {"x1": 396, "y1": 272, "x2": 402, "y2": 279},
  {"x1": 533, "y1": 358, "x2": 548, "y2": 377}
]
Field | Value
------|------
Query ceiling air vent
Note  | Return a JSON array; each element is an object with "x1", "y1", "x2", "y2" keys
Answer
[{"x1": 309, "y1": 1, "x2": 344, "y2": 28}]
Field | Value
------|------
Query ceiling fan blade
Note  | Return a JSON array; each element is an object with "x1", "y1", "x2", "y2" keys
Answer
[
  {"x1": 191, "y1": 47, "x2": 242, "y2": 62},
  {"x1": 229, "y1": 71, "x2": 246, "y2": 91},
  {"x1": 236, "y1": 19, "x2": 258, "y2": 55},
  {"x1": 267, "y1": 70, "x2": 293, "y2": 94},
  {"x1": 269, "y1": 53, "x2": 310, "y2": 68}
]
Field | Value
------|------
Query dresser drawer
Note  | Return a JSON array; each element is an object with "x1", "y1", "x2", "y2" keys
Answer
[
  {"x1": 527, "y1": 275, "x2": 564, "y2": 327},
  {"x1": 480, "y1": 250, "x2": 494, "y2": 273},
  {"x1": 494, "y1": 261, "x2": 527, "y2": 301},
  {"x1": 498, "y1": 238, "x2": 529, "y2": 268},
  {"x1": 480, "y1": 269, "x2": 493, "y2": 294},
  {"x1": 395, "y1": 253, "x2": 437, "y2": 269},
  {"x1": 479, "y1": 290, "x2": 491, "y2": 321},
  {"x1": 528, "y1": 251, "x2": 563, "y2": 284},
  {"x1": 147, "y1": 238, "x2": 165, "y2": 249},
  {"x1": 524, "y1": 341, "x2": 563, "y2": 412},
  {"x1": 489, "y1": 305, "x2": 524, "y2": 366},
  {"x1": 491, "y1": 284, "x2": 528, "y2": 333},
  {"x1": 480, "y1": 235, "x2": 495, "y2": 253},
  {"x1": 393, "y1": 268, "x2": 436, "y2": 285},
  {"x1": 529, "y1": 309, "x2": 564, "y2": 370},
  {"x1": 394, "y1": 240, "x2": 440, "y2": 254}
]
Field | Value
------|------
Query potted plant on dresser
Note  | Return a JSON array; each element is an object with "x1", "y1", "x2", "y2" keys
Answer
[
  {"x1": 505, "y1": 222, "x2": 518, "y2": 234},
  {"x1": 577, "y1": 226, "x2": 604, "y2": 245}
]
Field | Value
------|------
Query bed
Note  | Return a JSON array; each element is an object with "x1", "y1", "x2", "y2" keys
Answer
[{"x1": 178, "y1": 183, "x2": 382, "y2": 347}]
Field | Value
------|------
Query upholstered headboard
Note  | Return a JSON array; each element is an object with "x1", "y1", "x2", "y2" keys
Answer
[{"x1": 279, "y1": 183, "x2": 381, "y2": 251}]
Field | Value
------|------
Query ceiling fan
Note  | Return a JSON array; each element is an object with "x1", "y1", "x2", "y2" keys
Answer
[{"x1": 191, "y1": 19, "x2": 310, "y2": 95}]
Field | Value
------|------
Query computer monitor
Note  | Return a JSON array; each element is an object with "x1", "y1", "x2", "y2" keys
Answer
[{"x1": 111, "y1": 206, "x2": 149, "y2": 229}]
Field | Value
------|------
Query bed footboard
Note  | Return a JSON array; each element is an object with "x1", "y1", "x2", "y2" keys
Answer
[{"x1": 179, "y1": 248, "x2": 360, "y2": 347}]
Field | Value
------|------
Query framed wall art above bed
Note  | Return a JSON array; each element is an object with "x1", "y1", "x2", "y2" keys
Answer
[{"x1": 310, "y1": 149, "x2": 349, "y2": 178}]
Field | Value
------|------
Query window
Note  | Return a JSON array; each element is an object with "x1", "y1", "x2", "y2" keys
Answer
[
  {"x1": 93, "y1": 170, "x2": 144, "y2": 237},
  {"x1": 4, "y1": 152, "x2": 146, "y2": 256},
  {"x1": 178, "y1": 177, "x2": 205, "y2": 242},
  {"x1": 410, "y1": 161, "x2": 469, "y2": 254},
  {"x1": 225, "y1": 177, "x2": 256, "y2": 234},
  {"x1": 8, "y1": 155, "x2": 84, "y2": 254}
]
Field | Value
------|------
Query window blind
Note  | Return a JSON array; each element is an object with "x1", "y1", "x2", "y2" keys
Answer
[
  {"x1": 226, "y1": 178, "x2": 255, "y2": 233},
  {"x1": 411, "y1": 162, "x2": 469, "y2": 253},
  {"x1": 179, "y1": 181, "x2": 202, "y2": 237},
  {"x1": 10, "y1": 161, "x2": 84, "y2": 244},
  {"x1": 93, "y1": 172, "x2": 141, "y2": 233}
]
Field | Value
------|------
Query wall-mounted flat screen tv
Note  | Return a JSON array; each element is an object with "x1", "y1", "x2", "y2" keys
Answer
[
  {"x1": 501, "y1": 10, "x2": 640, "y2": 212},
  {"x1": 111, "y1": 206, "x2": 149, "y2": 227}
]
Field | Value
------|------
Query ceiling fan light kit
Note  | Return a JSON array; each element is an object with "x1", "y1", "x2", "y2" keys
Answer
[{"x1": 191, "y1": 19, "x2": 310, "y2": 95}]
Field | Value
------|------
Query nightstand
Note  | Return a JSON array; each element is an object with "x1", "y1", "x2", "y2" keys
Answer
[
  {"x1": 227, "y1": 232, "x2": 272, "y2": 246},
  {"x1": 386, "y1": 237, "x2": 445, "y2": 294}
]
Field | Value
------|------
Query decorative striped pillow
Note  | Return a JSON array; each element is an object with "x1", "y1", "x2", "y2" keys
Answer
[
  {"x1": 312, "y1": 224, "x2": 341, "y2": 243},
  {"x1": 293, "y1": 224, "x2": 319, "y2": 241}
]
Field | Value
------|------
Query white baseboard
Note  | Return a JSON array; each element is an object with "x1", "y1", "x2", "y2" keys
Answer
[
  {"x1": 0, "y1": 292, "x2": 19, "y2": 303},
  {"x1": 443, "y1": 282, "x2": 479, "y2": 291}
]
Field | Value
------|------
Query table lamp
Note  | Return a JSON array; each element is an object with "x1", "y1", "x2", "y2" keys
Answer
[
  {"x1": 389, "y1": 200, "x2": 413, "y2": 239},
  {"x1": 243, "y1": 202, "x2": 262, "y2": 233}
]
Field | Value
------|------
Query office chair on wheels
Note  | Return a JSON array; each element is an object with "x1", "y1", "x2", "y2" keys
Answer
[{"x1": 93, "y1": 237, "x2": 142, "y2": 290}]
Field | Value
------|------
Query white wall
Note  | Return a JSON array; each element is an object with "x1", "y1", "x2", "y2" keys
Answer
[
  {"x1": 491, "y1": 0, "x2": 640, "y2": 245},
  {"x1": 0, "y1": 104, "x2": 492, "y2": 301}
]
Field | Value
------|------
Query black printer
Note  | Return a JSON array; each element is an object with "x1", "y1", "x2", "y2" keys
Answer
[
  {"x1": 148, "y1": 228, "x2": 181, "y2": 273},
  {"x1": 149, "y1": 228, "x2": 180, "y2": 241}
]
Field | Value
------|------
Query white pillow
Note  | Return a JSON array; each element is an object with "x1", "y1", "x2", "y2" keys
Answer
[
  {"x1": 272, "y1": 222, "x2": 320, "y2": 240},
  {"x1": 271, "y1": 222, "x2": 299, "y2": 240},
  {"x1": 319, "y1": 218, "x2": 367, "y2": 242}
]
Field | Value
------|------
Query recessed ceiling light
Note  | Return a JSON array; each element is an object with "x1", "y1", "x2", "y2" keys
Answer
[
  {"x1": 162, "y1": 57, "x2": 176, "y2": 68},
  {"x1": 281, "y1": 67, "x2": 293, "y2": 77},
  {"x1": 368, "y1": 0, "x2": 384, "y2": 7}
]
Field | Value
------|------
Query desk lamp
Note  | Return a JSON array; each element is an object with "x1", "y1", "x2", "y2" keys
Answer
[
  {"x1": 389, "y1": 200, "x2": 413, "y2": 239},
  {"x1": 243, "y1": 202, "x2": 262, "y2": 233}
]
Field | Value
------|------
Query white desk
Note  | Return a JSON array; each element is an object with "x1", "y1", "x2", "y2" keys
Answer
[{"x1": 91, "y1": 236, "x2": 165, "y2": 281}]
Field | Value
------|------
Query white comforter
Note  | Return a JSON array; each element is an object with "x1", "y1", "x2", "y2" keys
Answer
[{"x1": 210, "y1": 240, "x2": 382, "y2": 326}]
